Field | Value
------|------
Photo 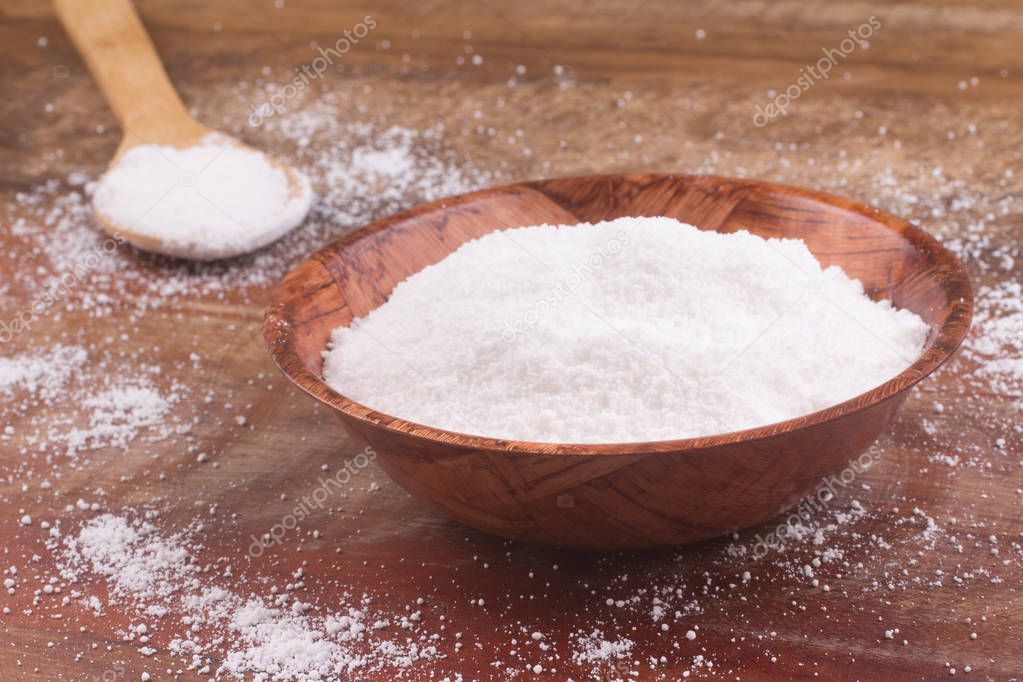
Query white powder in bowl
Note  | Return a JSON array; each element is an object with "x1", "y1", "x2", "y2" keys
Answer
[
  {"x1": 93, "y1": 133, "x2": 313, "y2": 260},
  {"x1": 322, "y1": 217, "x2": 929, "y2": 443}
]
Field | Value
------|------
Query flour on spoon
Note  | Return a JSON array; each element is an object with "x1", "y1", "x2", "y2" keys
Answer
[{"x1": 93, "y1": 133, "x2": 313, "y2": 260}]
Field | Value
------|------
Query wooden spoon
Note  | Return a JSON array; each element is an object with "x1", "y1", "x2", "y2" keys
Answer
[{"x1": 54, "y1": 0, "x2": 312, "y2": 260}]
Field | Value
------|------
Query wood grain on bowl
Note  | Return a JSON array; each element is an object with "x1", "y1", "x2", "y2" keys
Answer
[{"x1": 265, "y1": 174, "x2": 972, "y2": 549}]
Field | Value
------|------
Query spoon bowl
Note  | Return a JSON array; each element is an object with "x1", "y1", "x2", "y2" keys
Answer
[
  {"x1": 265, "y1": 174, "x2": 972, "y2": 550},
  {"x1": 56, "y1": 0, "x2": 311, "y2": 261},
  {"x1": 93, "y1": 132, "x2": 313, "y2": 261}
]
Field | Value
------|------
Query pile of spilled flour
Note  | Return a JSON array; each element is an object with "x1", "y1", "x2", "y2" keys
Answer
[
  {"x1": 324, "y1": 217, "x2": 930, "y2": 442},
  {"x1": 93, "y1": 133, "x2": 313, "y2": 260},
  {"x1": 53, "y1": 511, "x2": 442, "y2": 679}
]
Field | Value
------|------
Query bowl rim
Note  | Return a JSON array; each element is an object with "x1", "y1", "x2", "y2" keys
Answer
[{"x1": 264, "y1": 173, "x2": 974, "y2": 456}]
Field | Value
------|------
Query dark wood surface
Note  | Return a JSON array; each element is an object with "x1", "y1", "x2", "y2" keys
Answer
[{"x1": 1, "y1": 0, "x2": 1022, "y2": 679}]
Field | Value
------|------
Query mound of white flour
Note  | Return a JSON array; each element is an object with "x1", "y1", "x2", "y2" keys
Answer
[
  {"x1": 93, "y1": 133, "x2": 312, "y2": 260},
  {"x1": 323, "y1": 217, "x2": 929, "y2": 443}
]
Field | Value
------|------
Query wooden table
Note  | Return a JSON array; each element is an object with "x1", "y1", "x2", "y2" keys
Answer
[{"x1": 1, "y1": 0, "x2": 1021, "y2": 679}]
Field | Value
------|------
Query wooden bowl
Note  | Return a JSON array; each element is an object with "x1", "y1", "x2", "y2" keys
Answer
[{"x1": 264, "y1": 174, "x2": 972, "y2": 550}]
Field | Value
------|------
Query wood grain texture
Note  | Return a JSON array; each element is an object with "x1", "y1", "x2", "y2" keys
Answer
[
  {"x1": 265, "y1": 174, "x2": 973, "y2": 549},
  {"x1": 1, "y1": 0, "x2": 1021, "y2": 679},
  {"x1": 52, "y1": 0, "x2": 207, "y2": 150}
]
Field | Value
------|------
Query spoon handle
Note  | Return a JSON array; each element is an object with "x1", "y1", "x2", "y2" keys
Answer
[{"x1": 54, "y1": 0, "x2": 207, "y2": 147}]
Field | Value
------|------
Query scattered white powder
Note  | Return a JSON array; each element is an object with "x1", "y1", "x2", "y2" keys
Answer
[
  {"x1": 324, "y1": 217, "x2": 929, "y2": 443},
  {"x1": 571, "y1": 629, "x2": 634, "y2": 664},
  {"x1": 220, "y1": 601, "x2": 365, "y2": 680},
  {"x1": 61, "y1": 514, "x2": 198, "y2": 600},
  {"x1": 71, "y1": 382, "x2": 178, "y2": 451},
  {"x1": 55, "y1": 513, "x2": 440, "y2": 680},
  {"x1": 0, "y1": 343, "x2": 191, "y2": 457},
  {"x1": 299, "y1": 122, "x2": 488, "y2": 228},
  {"x1": 0, "y1": 344, "x2": 87, "y2": 403},
  {"x1": 350, "y1": 145, "x2": 416, "y2": 180},
  {"x1": 963, "y1": 280, "x2": 1023, "y2": 395},
  {"x1": 93, "y1": 133, "x2": 313, "y2": 260}
]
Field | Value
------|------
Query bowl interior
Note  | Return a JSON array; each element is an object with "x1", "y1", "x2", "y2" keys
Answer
[{"x1": 266, "y1": 174, "x2": 972, "y2": 450}]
